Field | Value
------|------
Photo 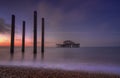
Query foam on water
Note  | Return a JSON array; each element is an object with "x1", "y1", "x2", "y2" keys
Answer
[{"x1": 0, "y1": 61, "x2": 120, "y2": 75}]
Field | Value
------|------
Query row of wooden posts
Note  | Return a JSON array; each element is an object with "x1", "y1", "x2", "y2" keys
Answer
[{"x1": 10, "y1": 11, "x2": 45, "y2": 54}]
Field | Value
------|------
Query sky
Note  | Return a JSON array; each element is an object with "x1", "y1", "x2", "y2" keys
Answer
[{"x1": 0, "y1": 0, "x2": 120, "y2": 47}]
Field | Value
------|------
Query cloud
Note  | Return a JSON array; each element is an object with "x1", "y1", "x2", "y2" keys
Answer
[
  {"x1": 0, "y1": 18, "x2": 11, "y2": 34},
  {"x1": 37, "y1": 1, "x2": 63, "y2": 27},
  {"x1": 36, "y1": 0, "x2": 101, "y2": 33},
  {"x1": 37, "y1": 1, "x2": 87, "y2": 29}
]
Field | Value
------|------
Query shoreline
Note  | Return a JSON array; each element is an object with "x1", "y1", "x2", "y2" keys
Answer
[
  {"x1": 1, "y1": 61, "x2": 120, "y2": 75},
  {"x1": 0, "y1": 65, "x2": 120, "y2": 78}
]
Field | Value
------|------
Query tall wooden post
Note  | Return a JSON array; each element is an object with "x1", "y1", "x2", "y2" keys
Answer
[
  {"x1": 33, "y1": 11, "x2": 37, "y2": 54},
  {"x1": 10, "y1": 15, "x2": 15, "y2": 54},
  {"x1": 22, "y1": 21, "x2": 25, "y2": 52},
  {"x1": 41, "y1": 18, "x2": 45, "y2": 53}
]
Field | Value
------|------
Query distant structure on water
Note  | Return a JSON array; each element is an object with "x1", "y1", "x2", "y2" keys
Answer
[{"x1": 56, "y1": 40, "x2": 80, "y2": 48}]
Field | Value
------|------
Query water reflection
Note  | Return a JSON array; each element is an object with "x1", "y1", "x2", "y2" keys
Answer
[
  {"x1": 21, "y1": 52, "x2": 24, "y2": 61},
  {"x1": 41, "y1": 52, "x2": 44, "y2": 61},
  {"x1": 10, "y1": 53, "x2": 14, "y2": 61},
  {"x1": 9, "y1": 48, "x2": 45, "y2": 62},
  {"x1": 33, "y1": 53, "x2": 37, "y2": 61},
  {"x1": 8, "y1": 47, "x2": 120, "y2": 65}
]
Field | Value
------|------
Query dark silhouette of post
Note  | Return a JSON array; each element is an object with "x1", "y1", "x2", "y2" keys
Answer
[
  {"x1": 21, "y1": 52, "x2": 24, "y2": 61},
  {"x1": 22, "y1": 21, "x2": 25, "y2": 53},
  {"x1": 41, "y1": 52, "x2": 44, "y2": 61},
  {"x1": 33, "y1": 11, "x2": 37, "y2": 54},
  {"x1": 33, "y1": 53, "x2": 37, "y2": 61},
  {"x1": 41, "y1": 18, "x2": 45, "y2": 53},
  {"x1": 10, "y1": 15, "x2": 15, "y2": 54}
]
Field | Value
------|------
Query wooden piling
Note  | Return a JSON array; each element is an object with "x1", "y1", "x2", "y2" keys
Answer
[
  {"x1": 33, "y1": 11, "x2": 37, "y2": 54},
  {"x1": 41, "y1": 18, "x2": 45, "y2": 53},
  {"x1": 10, "y1": 15, "x2": 15, "y2": 54},
  {"x1": 22, "y1": 21, "x2": 25, "y2": 52}
]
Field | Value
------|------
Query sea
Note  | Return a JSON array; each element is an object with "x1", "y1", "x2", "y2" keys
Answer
[{"x1": 0, "y1": 47, "x2": 120, "y2": 75}]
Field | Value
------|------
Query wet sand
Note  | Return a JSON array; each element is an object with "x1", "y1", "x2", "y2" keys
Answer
[{"x1": 0, "y1": 65, "x2": 120, "y2": 78}]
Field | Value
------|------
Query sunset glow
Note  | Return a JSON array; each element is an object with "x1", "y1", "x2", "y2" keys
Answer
[
  {"x1": 0, "y1": 34, "x2": 10, "y2": 46},
  {"x1": 0, "y1": 0, "x2": 120, "y2": 77},
  {"x1": 0, "y1": 35, "x2": 7, "y2": 42},
  {"x1": 0, "y1": 34, "x2": 30, "y2": 46},
  {"x1": 0, "y1": 0, "x2": 120, "y2": 47}
]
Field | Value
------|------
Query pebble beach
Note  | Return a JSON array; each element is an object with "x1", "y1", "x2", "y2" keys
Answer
[{"x1": 0, "y1": 65, "x2": 120, "y2": 78}]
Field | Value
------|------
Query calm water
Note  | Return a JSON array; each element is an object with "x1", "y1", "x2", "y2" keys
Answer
[{"x1": 0, "y1": 47, "x2": 120, "y2": 74}]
